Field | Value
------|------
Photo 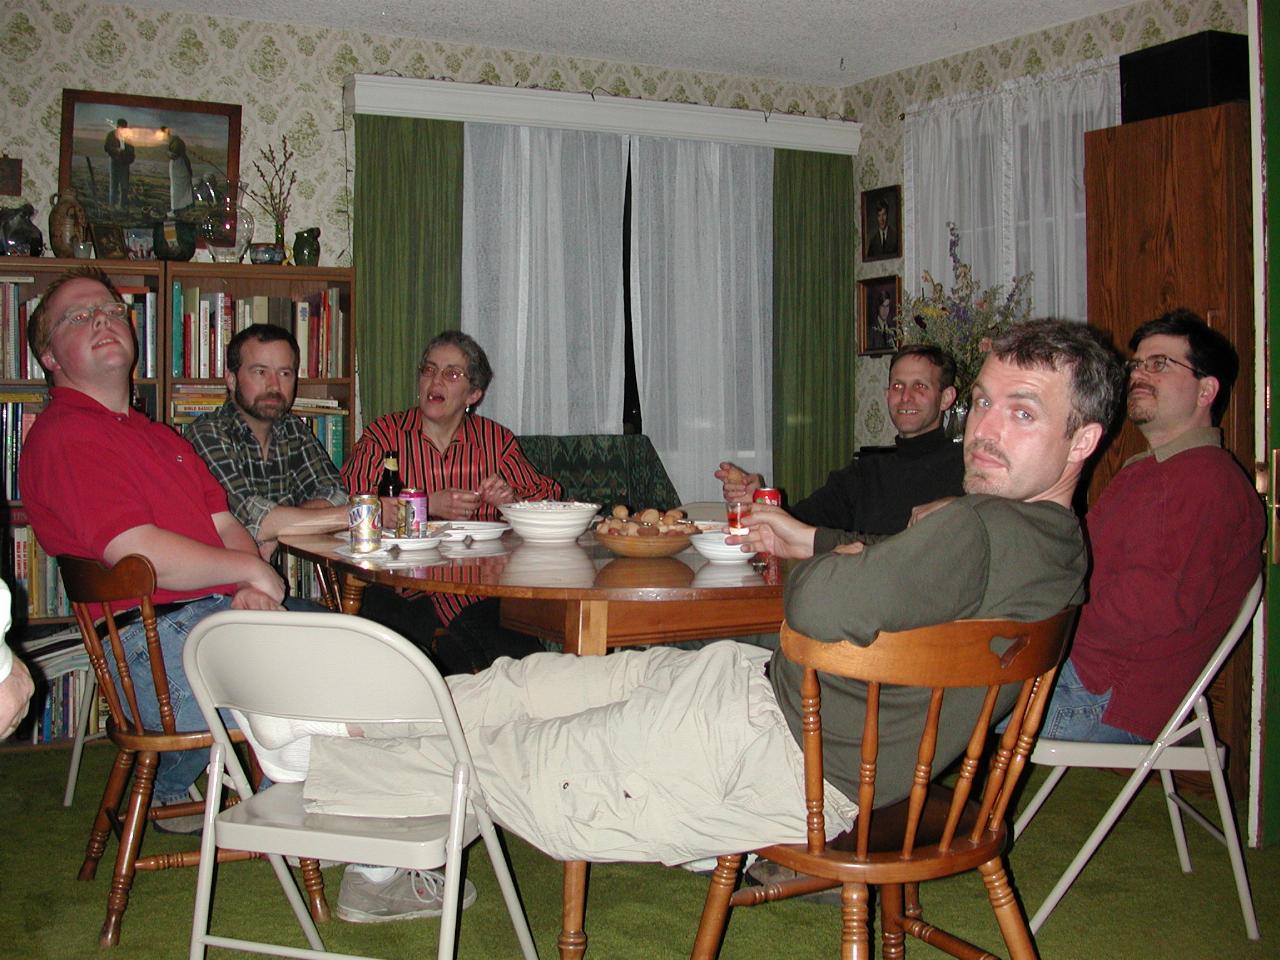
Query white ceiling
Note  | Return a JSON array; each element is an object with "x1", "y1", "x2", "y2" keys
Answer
[{"x1": 129, "y1": 0, "x2": 1138, "y2": 87}]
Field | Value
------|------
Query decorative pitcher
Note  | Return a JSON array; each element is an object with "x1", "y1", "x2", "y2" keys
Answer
[{"x1": 293, "y1": 227, "x2": 320, "y2": 267}]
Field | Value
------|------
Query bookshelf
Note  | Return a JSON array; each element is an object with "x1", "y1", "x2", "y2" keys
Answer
[{"x1": 0, "y1": 258, "x2": 355, "y2": 744}]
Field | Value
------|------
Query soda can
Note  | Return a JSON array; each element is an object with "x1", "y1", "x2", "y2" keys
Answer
[
  {"x1": 348, "y1": 495, "x2": 381, "y2": 553},
  {"x1": 753, "y1": 487, "x2": 782, "y2": 507},
  {"x1": 399, "y1": 488, "x2": 429, "y2": 536}
]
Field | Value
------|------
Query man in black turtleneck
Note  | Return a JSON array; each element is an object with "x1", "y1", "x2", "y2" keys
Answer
[{"x1": 718, "y1": 345, "x2": 964, "y2": 542}]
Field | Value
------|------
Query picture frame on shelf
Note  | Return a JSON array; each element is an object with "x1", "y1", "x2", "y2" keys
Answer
[
  {"x1": 58, "y1": 89, "x2": 242, "y2": 232},
  {"x1": 89, "y1": 223, "x2": 127, "y2": 260},
  {"x1": 861, "y1": 184, "x2": 902, "y2": 261},
  {"x1": 857, "y1": 274, "x2": 901, "y2": 357},
  {"x1": 124, "y1": 226, "x2": 155, "y2": 260}
]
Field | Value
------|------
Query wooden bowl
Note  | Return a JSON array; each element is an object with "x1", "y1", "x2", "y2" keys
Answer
[{"x1": 595, "y1": 529, "x2": 691, "y2": 558}]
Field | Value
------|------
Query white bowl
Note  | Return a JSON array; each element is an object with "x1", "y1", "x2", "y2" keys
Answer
[
  {"x1": 498, "y1": 501, "x2": 601, "y2": 543},
  {"x1": 689, "y1": 530, "x2": 755, "y2": 564}
]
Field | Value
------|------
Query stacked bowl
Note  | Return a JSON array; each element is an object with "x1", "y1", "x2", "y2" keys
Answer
[{"x1": 498, "y1": 501, "x2": 601, "y2": 544}]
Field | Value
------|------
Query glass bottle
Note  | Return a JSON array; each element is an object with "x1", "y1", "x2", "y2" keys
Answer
[{"x1": 377, "y1": 454, "x2": 403, "y2": 498}]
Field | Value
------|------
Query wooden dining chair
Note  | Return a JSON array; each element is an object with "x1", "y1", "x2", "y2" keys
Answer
[
  {"x1": 690, "y1": 610, "x2": 1075, "y2": 960},
  {"x1": 59, "y1": 554, "x2": 271, "y2": 947}
]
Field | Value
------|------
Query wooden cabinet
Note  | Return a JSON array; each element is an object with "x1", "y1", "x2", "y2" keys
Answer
[
  {"x1": 1084, "y1": 101, "x2": 1254, "y2": 794},
  {"x1": 0, "y1": 258, "x2": 355, "y2": 631}
]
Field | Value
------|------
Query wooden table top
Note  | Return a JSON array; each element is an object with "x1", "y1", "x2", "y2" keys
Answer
[{"x1": 279, "y1": 531, "x2": 786, "y2": 602}]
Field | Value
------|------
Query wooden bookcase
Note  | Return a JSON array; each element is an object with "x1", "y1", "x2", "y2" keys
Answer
[{"x1": 0, "y1": 257, "x2": 355, "y2": 745}]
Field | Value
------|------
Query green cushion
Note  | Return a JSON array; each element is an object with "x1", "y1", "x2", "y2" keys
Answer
[{"x1": 516, "y1": 434, "x2": 681, "y2": 512}]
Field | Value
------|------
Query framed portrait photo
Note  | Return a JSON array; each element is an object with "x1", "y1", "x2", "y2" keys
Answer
[
  {"x1": 858, "y1": 274, "x2": 902, "y2": 356},
  {"x1": 861, "y1": 184, "x2": 902, "y2": 261},
  {"x1": 58, "y1": 89, "x2": 242, "y2": 230}
]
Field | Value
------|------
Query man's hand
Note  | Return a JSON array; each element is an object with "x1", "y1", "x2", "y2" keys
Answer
[
  {"x1": 715, "y1": 461, "x2": 762, "y2": 503},
  {"x1": 430, "y1": 488, "x2": 482, "y2": 520},
  {"x1": 477, "y1": 473, "x2": 515, "y2": 507},
  {"x1": 908, "y1": 497, "x2": 957, "y2": 527},
  {"x1": 0, "y1": 658, "x2": 34, "y2": 739},
  {"x1": 238, "y1": 559, "x2": 286, "y2": 605},
  {"x1": 230, "y1": 586, "x2": 285, "y2": 611},
  {"x1": 730, "y1": 503, "x2": 817, "y2": 560}
]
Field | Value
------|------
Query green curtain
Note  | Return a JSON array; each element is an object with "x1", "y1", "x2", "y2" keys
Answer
[
  {"x1": 353, "y1": 115, "x2": 463, "y2": 424},
  {"x1": 771, "y1": 149, "x2": 858, "y2": 503}
]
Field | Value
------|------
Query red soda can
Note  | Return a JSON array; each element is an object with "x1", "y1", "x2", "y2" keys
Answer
[
  {"x1": 398, "y1": 488, "x2": 428, "y2": 536},
  {"x1": 753, "y1": 487, "x2": 782, "y2": 507}
]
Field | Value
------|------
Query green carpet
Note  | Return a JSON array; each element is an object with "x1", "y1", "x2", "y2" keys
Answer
[{"x1": 1, "y1": 742, "x2": 1275, "y2": 959}]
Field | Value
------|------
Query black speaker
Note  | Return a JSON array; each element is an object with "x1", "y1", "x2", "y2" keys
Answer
[{"x1": 1120, "y1": 31, "x2": 1248, "y2": 124}]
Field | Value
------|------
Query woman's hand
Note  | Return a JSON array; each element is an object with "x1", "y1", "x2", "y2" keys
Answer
[
  {"x1": 430, "y1": 488, "x2": 482, "y2": 520},
  {"x1": 477, "y1": 473, "x2": 515, "y2": 507}
]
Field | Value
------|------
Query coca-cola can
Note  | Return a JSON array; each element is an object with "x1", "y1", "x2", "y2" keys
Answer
[{"x1": 753, "y1": 487, "x2": 782, "y2": 507}]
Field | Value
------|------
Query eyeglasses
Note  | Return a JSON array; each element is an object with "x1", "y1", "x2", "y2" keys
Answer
[
  {"x1": 419, "y1": 363, "x2": 469, "y2": 384},
  {"x1": 53, "y1": 301, "x2": 128, "y2": 335},
  {"x1": 1125, "y1": 354, "x2": 1203, "y2": 377}
]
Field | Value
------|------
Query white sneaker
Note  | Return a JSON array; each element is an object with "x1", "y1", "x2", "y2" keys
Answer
[{"x1": 336, "y1": 868, "x2": 478, "y2": 923}]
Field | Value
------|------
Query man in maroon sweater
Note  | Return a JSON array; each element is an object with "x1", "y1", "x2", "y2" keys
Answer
[{"x1": 1041, "y1": 310, "x2": 1264, "y2": 743}]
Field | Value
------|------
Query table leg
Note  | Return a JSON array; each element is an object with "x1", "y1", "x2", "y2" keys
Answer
[
  {"x1": 338, "y1": 575, "x2": 367, "y2": 615},
  {"x1": 562, "y1": 600, "x2": 609, "y2": 657},
  {"x1": 557, "y1": 599, "x2": 609, "y2": 956},
  {"x1": 559, "y1": 860, "x2": 589, "y2": 960}
]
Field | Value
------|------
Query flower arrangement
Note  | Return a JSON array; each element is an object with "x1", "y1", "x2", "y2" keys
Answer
[
  {"x1": 880, "y1": 222, "x2": 1033, "y2": 403},
  {"x1": 245, "y1": 136, "x2": 298, "y2": 246}
]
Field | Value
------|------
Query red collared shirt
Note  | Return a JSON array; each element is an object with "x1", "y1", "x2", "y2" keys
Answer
[
  {"x1": 341, "y1": 409, "x2": 560, "y2": 623},
  {"x1": 19, "y1": 387, "x2": 238, "y2": 607}
]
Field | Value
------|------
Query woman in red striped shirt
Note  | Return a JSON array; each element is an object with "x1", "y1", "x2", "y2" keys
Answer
[{"x1": 341, "y1": 330, "x2": 561, "y2": 673}]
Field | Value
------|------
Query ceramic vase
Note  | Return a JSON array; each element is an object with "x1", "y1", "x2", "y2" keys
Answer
[{"x1": 48, "y1": 188, "x2": 90, "y2": 258}]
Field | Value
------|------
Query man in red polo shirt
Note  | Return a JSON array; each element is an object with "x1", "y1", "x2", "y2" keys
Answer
[
  {"x1": 19, "y1": 267, "x2": 285, "y2": 820},
  {"x1": 1040, "y1": 310, "x2": 1264, "y2": 743}
]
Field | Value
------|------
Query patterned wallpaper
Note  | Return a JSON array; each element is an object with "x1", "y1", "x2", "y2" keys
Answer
[
  {"x1": 0, "y1": 0, "x2": 837, "y2": 267},
  {"x1": 0, "y1": 0, "x2": 1248, "y2": 448},
  {"x1": 848, "y1": 0, "x2": 1247, "y2": 445}
]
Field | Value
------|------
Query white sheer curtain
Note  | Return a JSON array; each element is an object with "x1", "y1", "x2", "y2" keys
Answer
[
  {"x1": 903, "y1": 60, "x2": 1119, "y2": 322},
  {"x1": 630, "y1": 137, "x2": 773, "y2": 503},
  {"x1": 462, "y1": 123, "x2": 629, "y2": 433}
]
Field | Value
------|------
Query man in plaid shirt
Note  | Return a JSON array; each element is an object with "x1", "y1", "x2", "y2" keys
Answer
[{"x1": 185, "y1": 324, "x2": 348, "y2": 560}]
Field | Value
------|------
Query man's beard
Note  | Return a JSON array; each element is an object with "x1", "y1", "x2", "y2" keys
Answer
[
  {"x1": 1126, "y1": 387, "x2": 1156, "y2": 425},
  {"x1": 236, "y1": 384, "x2": 290, "y2": 421}
]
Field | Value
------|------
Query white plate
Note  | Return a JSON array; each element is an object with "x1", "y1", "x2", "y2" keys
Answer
[
  {"x1": 333, "y1": 530, "x2": 445, "y2": 550},
  {"x1": 439, "y1": 539, "x2": 508, "y2": 557},
  {"x1": 334, "y1": 544, "x2": 440, "y2": 561},
  {"x1": 442, "y1": 521, "x2": 509, "y2": 542}
]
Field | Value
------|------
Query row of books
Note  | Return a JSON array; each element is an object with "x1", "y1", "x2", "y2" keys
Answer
[
  {"x1": 0, "y1": 395, "x2": 41, "y2": 501},
  {"x1": 171, "y1": 283, "x2": 347, "y2": 380},
  {"x1": 280, "y1": 552, "x2": 328, "y2": 604},
  {"x1": 0, "y1": 278, "x2": 159, "y2": 381},
  {"x1": 13, "y1": 627, "x2": 105, "y2": 745},
  {"x1": 9, "y1": 525, "x2": 70, "y2": 619}
]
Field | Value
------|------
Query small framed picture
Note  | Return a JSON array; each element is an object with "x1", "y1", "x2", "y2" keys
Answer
[
  {"x1": 124, "y1": 226, "x2": 155, "y2": 260},
  {"x1": 858, "y1": 275, "x2": 902, "y2": 356},
  {"x1": 861, "y1": 184, "x2": 902, "y2": 261}
]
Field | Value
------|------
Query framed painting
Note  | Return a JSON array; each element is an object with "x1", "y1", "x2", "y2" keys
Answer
[
  {"x1": 861, "y1": 184, "x2": 902, "y2": 261},
  {"x1": 58, "y1": 89, "x2": 242, "y2": 231},
  {"x1": 858, "y1": 274, "x2": 901, "y2": 356}
]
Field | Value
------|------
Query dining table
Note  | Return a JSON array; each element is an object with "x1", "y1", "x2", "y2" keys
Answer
[{"x1": 278, "y1": 527, "x2": 787, "y2": 958}]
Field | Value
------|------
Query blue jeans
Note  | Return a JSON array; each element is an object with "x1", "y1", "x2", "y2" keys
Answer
[
  {"x1": 1039, "y1": 658, "x2": 1148, "y2": 745},
  {"x1": 108, "y1": 594, "x2": 328, "y2": 802},
  {"x1": 108, "y1": 595, "x2": 232, "y2": 804}
]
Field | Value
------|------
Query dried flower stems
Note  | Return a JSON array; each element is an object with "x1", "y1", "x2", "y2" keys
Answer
[{"x1": 245, "y1": 136, "x2": 297, "y2": 237}]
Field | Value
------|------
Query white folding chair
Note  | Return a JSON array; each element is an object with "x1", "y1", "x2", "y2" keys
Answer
[
  {"x1": 1014, "y1": 573, "x2": 1262, "y2": 940},
  {"x1": 182, "y1": 610, "x2": 539, "y2": 960}
]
